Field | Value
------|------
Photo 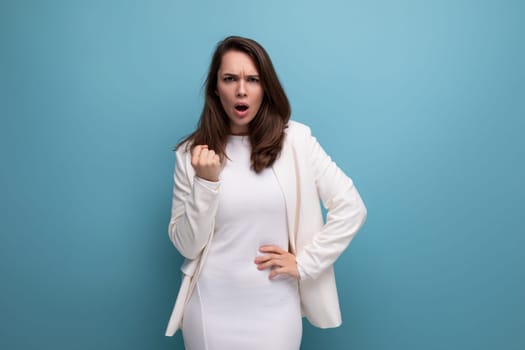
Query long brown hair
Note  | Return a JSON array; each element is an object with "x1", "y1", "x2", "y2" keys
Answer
[{"x1": 177, "y1": 36, "x2": 291, "y2": 173}]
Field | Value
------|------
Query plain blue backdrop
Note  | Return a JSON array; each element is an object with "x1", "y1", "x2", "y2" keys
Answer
[{"x1": 1, "y1": 0, "x2": 524, "y2": 349}]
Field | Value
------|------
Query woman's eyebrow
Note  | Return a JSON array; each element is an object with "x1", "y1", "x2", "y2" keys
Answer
[{"x1": 221, "y1": 73, "x2": 259, "y2": 77}]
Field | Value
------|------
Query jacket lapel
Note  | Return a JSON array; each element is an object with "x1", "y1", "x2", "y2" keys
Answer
[{"x1": 272, "y1": 137, "x2": 298, "y2": 253}]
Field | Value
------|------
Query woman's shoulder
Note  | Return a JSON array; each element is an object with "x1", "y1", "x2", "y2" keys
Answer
[
  {"x1": 286, "y1": 120, "x2": 314, "y2": 142},
  {"x1": 174, "y1": 140, "x2": 192, "y2": 159},
  {"x1": 287, "y1": 120, "x2": 312, "y2": 134}
]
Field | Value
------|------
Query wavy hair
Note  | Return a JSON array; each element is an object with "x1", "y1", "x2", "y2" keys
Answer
[{"x1": 177, "y1": 36, "x2": 291, "y2": 173}]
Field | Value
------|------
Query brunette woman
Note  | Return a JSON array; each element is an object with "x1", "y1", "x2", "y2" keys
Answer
[{"x1": 165, "y1": 36, "x2": 367, "y2": 350}]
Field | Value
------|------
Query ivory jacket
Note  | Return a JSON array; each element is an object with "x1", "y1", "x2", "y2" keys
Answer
[{"x1": 165, "y1": 120, "x2": 367, "y2": 336}]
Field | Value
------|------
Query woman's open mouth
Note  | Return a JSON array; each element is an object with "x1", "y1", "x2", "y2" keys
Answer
[{"x1": 234, "y1": 103, "x2": 249, "y2": 117}]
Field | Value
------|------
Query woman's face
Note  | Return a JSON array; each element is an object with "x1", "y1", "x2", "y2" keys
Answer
[{"x1": 216, "y1": 50, "x2": 263, "y2": 135}]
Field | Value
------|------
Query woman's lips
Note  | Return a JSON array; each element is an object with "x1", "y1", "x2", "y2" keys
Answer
[{"x1": 234, "y1": 103, "x2": 249, "y2": 117}]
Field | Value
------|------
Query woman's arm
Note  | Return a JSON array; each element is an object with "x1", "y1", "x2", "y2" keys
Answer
[
  {"x1": 168, "y1": 145, "x2": 221, "y2": 259},
  {"x1": 295, "y1": 127, "x2": 367, "y2": 280}
]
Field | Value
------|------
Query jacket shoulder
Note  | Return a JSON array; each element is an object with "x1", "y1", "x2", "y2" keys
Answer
[
  {"x1": 174, "y1": 140, "x2": 192, "y2": 158},
  {"x1": 286, "y1": 120, "x2": 313, "y2": 139}
]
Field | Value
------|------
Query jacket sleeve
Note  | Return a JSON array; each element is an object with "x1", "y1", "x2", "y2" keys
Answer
[
  {"x1": 168, "y1": 146, "x2": 220, "y2": 259},
  {"x1": 295, "y1": 127, "x2": 367, "y2": 280}
]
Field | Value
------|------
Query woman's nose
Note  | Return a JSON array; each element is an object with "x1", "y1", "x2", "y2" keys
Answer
[{"x1": 236, "y1": 81, "x2": 247, "y2": 97}]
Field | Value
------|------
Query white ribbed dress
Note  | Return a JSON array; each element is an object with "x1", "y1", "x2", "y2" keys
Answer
[{"x1": 182, "y1": 135, "x2": 302, "y2": 350}]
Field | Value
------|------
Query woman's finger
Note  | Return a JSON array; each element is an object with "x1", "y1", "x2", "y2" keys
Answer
[
  {"x1": 256, "y1": 258, "x2": 283, "y2": 270},
  {"x1": 269, "y1": 266, "x2": 299, "y2": 280},
  {"x1": 254, "y1": 254, "x2": 281, "y2": 264},
  {"x1": 269, "y1": 267, "x2": 287, "y2": 279},
  {"x1": 207, "y1": 149, "x2": 216, "y2": 160},
  {"x1": 259, "y1": 245, "x2": 287, "y2": 254},
  {"x1": 213, "y1": 155, "x2": 221, "y2": 166},
  {"x1": 199, "y1": 148, "x2": 209, "y2": 161},
  {"x1": 191, "y1": 145, "x2": 204, "y2": 162}
]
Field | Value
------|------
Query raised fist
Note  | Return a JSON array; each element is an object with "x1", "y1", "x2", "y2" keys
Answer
[{"x1": 191, "y1": 145, "x2": 221, "y2": 182}]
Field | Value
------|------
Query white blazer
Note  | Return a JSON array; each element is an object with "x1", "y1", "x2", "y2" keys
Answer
[{"x1": 165, "y1": 120, "x2": 367, "y2": 336}]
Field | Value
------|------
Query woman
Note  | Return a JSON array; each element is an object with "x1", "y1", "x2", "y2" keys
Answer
[{"x1": 165, "y1": 36, "x2": 367, "y2": 349}]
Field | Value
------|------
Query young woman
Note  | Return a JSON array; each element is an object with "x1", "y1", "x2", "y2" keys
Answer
[{"x1": 165, "y1": 36, "x2": 367, "y2": 350}]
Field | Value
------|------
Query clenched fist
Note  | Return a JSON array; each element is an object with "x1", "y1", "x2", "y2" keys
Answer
[{"x1": 191, "y1": 145, "x2": 221, "y2": 182}]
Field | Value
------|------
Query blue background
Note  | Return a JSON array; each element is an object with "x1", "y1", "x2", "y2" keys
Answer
[{"x1": 1, "y1": 0, "x2": 524, "y2": 349}]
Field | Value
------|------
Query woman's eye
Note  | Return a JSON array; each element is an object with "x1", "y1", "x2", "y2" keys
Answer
[
  {"x1": 248, "y1": 77, "x2": 259, "y2": 83},
  {"x1": 223, "y1": 76, "x2": 235, "y2": 82}
]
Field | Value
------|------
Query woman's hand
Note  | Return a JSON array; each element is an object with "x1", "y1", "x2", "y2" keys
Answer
[
  {"x1": 191, "y1": 145, "x2": 221, "y2": 182},
  {"x1": 254, "y1": 245, "x2": 299, "y2": 280}
]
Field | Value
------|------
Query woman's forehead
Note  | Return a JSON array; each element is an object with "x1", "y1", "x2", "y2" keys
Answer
[{"x1": 219, "y1": 51, "x2": 259, "y2": 75}]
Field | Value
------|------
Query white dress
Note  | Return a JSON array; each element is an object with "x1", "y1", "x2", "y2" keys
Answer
[{"x1": 182, "y1": 135, "x2": 302, "y2": 350}]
